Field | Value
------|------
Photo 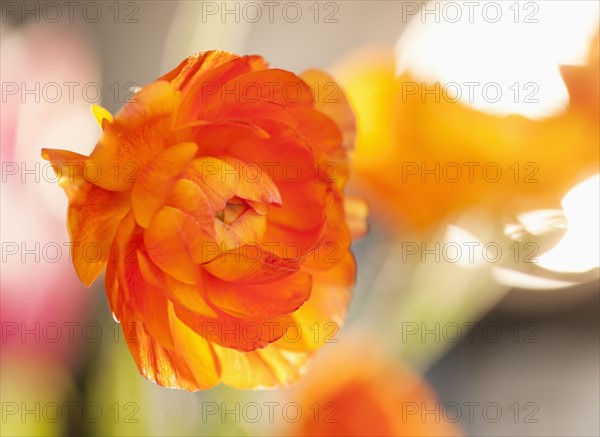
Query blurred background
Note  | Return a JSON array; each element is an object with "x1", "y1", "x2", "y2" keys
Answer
[{"x1": 1, "y1": 1, "x2": 598, "y2": 436}]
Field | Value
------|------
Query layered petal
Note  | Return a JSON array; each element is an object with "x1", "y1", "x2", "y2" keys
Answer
[
  {"x1": 144, "y1": 206, "x2": 214, "y2": 284},
  {"x1": 131, "y1": 142, "x2": 198, "y2": 228},
  {"x1": 41, "y1": 148, "x2": 131, "y2": 286},
  {"x1": 213, "y1": 343, "x2": 311, "y2": 389},
  {"x1": 301, "y1": 69, "x2": 356, "y2": 151},
  {"x1": 88, "y1": 81, "x2": 182, "y2": 191},
  {"x1": 173, "y1": 303, "x2": 292, "y2": 352},
  {"x1": 205, "y1": 270, "x2": 312, "y2": 319},
  {"x1": 283, "y1": 252, "x2": 355, "y2": 352}
]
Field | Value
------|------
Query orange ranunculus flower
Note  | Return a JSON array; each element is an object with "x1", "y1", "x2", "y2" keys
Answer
[
  {"x1": 336, "y1": 38, "x2": 599, "y2": 231},
  {"x1": 285, "y1": 341, "x2": 462, "y2": 437},
  {"x1": 42, "y1": 51, "x2": 366, "y2": 391}
]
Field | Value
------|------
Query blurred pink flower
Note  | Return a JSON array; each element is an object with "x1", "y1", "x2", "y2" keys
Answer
[{"x1": 1, "y1": 22, "x2": 101, "y2": 364}]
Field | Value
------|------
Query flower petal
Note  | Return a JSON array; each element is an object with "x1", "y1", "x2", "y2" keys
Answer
[
  {"x1": 345, "y1": 197, "x2": 369, "y2": 240},
  {"x1": 88, "y1": 81, "x2": 181, "y2": 191},
  {"x1": 144, "y1": 206, "x2": 214, "y2": 284},
  {"x1": 173, "y1": 303, "x2": 292, "y2": 352},
  {"x1": 120, "y1": 256, "x2": 175, "y2": 349},
  {"x1": 69, "y1": 186, "x2": 131, "y2": 286},
  {"x1": 284, "y1": 252, "x2": 355, "y2": 352},
  {"x1": 213, "y1": 342, "x2": 311, "y2": 389},
  {"x1": 105, "y1": 210, "x2": 138, "y2": 319},
  {"x1": 205, "y1": 270, "x2": 312, "y2": 319},
  {"x1": 221, "y1": 156, "x2": 282, "y2": 205},
  {"x1": 301, "y1": 69, "x2": 356, "y2": 150},
  {"x1": 131, "y1": 142, "x2": 198, "y2": 228},
  {"x1": 185, "y1": 157, "x2": 238, "y2": 211},
  {"x1": 176, "y1": 55, "x2": 268, "y2": 124},
  {"x1": 203, "y1": 245, "x2": 302, "y2": 283},
  {"x1": 137, "y1": 249, "x2": 218, "y2": 318},
  {"x1": 105, "y1": 211, "x2": 175, "y2": 349},
  {"x1": 160, "y1": 51, "x2": 244, "y2": 92},
  {"x1": 41, "y1": 148, "x2": 130, "y2": 286},
  {"x1": 122, "y1": 305, "x2": 221, "y2": 391},
  {"x1": 215, "y1": 208, "x2": 266, "y2": 250},
  {"x1": 199, "y1": 68, "x2": 314, "y2": 116}
]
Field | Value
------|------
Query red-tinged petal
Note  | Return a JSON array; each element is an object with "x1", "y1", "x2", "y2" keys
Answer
[
  {"x1": 105, "y1": 265, "x2": 120, "y2": 322},
  {"x1": 228, "y1": 69, "x2": 314, "y2": 108},
  {"x1": 262, "y1": 170, "x2": 331, "y2": 259},
  {"x1": 137, "y1": 291, "x2": 175, "y2": 350},
  {"x1": 160, "y1": 51, "x2": 244, "y2": 92},
  {"x1": 291, "y1": 107, "x2": 352, "y2": 190},
  {"x1": 131, "y1": 142, "x2": 198, "y2": 228},
  {"x1": 176, "y1": 55, "x2": 268, "y2": 124},
  {"x1": 169, "y1": 120, "x2": 270, "y2": 158},
  {"x1": 105, "y1": 210, "x2": 138, "y2": 319},
  {"x1": 303, "y1": 191, "x2": 351, "y2": 272},
  {"x1": 292, "y1": 106, "x2": 345, "y2": 159},
  {"x1": 265, "y1": 179, "x2": 329, "y2": 235},
  {"x1": 144, "y1": 206, "x2": 214, "y2": 284},
  {"x1": 228, "y1": 117, "x2": 328, "y2": 192},
  {"x1": 103, "y1": 211, "x2": 174, "y2": 349},
  {"x1": 88, "y1": 81, "x2": 181, "y2": 191},
  {"x1": 137, "y1": 249, "x2": 218, "y2": 318},
  {"x1": 203, "y1": 245, "x2": 302, "y2": 283},
  {"x1": 205, "y1": 270, "x2": 312, "y2": 319},
  {"x1": 119, "y1": 252, "x2": 175, "y2": 349},
  {"x1": 261, "y1": 219, "x2": 326, "y2": 262},
  {"x1": 301, "y1": 69, "x2": 356, "y2": 150},
  {"x1": 204, "y1": 101, "x2": 299, "y2": 129},
  {"x1": 199, "y1": 69, "x2": 314, "y2": 116},
  {"x1": 220, "y1": 120, "x2": 332, "y2": 250}
]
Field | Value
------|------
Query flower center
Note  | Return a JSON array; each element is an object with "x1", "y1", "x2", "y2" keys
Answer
[{"x1": 216, "y1": 196, "x2": 249, "y2": 225}]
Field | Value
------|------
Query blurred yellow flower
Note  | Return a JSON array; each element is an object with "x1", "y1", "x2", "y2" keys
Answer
[{"x1": 336, "y1": 36, "x2": 599, "y2": 231}]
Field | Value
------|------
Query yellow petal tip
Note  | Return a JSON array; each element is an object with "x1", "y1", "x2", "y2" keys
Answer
[{"x1": 91, "y1": 104, "x2": 113, "y2": 126}]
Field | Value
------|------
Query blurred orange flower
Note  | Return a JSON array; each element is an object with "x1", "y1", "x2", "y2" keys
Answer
[
  {"x1": 286, "y1": 342, "x2": 461, "y2": 437},
  {"x1": 337, "y1": 37, "x2": 599, "y2": 231},
  {"x1": 42, "y1": 51, "x2": 366, "y2": 391}
]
